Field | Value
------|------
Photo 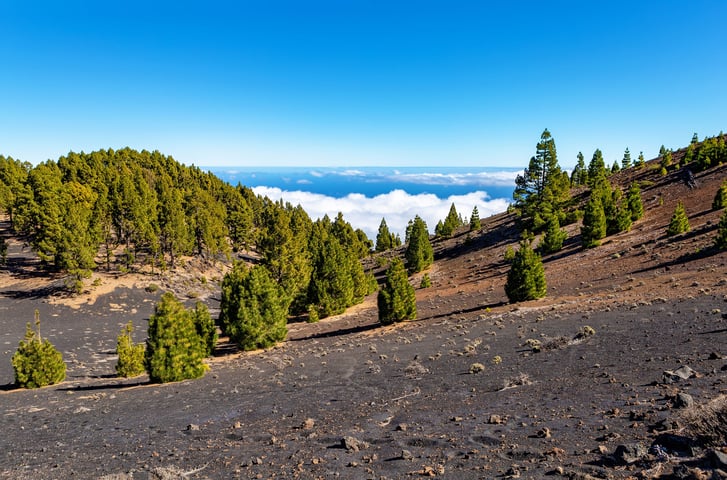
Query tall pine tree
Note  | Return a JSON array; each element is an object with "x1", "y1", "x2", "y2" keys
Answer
[
  {"x1": 378, "y1": 258, "x2": 417, "y2": 325},
  {"x1": 405, "y1": 216, "x2": 433, "y2": 273},
  {"x1": 504, "y1": 240, "x2": 547, "y2": 303}
]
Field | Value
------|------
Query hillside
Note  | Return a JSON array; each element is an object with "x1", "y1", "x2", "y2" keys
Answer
[{"x1": 0, "y1": 153, "x2": 726, "y2": 479}]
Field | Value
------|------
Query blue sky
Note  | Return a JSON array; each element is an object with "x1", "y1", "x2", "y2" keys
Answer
[{"x1": 1, "y1": 1, "x2": 725, "y2": 169}]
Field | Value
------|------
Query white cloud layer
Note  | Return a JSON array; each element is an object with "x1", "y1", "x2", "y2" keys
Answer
[{"x1": 253, "y1": 186, "x2": 511, "y2": 242}]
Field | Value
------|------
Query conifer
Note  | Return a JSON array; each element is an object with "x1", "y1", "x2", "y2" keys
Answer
[
  {"x1": 470, "y1": 206, "x2": 481, "y2": 230},
  {"x1": 715, "y1": 209, "x2": 727, "y2": 250},
  {"x1": 713, "y1": 181, "x2": 727, "y2": 210},
  {"x1": 504, "y1": 240, "x2": 547, "y2": 303},
  {"x1": 375, "y1": 218, "x2": 393, "y2": 252},
  {"x1": 627, "y1": 182, "x2": 644, "y2": 221},
  {"x1": 378, "y1": 258, "x2": 417, "y2": 325},
  {"x1": 115, "y1": 321, "x2": 145, "y2": 378},
  {"x1": 540, "y1": 214, "x2": 567, "y2": 254},
  {"x1": 219, "y1": 264, "x2": 288, "y2": 351},
  {"x1": 145, "y1": 293, "x2": 207, "y2": 383},
  {"x1": 667, "y1": 202, "x2": 690, "y2": 236},
  {"x1": 621, "y1": 148, "x2": 632, "y2": 169},
  {"x1": 12, "y1": 310, "x2": 66, "y2": 388},
  {"x1": 405, "y1": 216, "x2": 433, "y2": 273},
  {"x1": 191, "y1": 302, "x2": 217, "y2": 357},
  {"x1": 581, "y1": 195, "x2": 607, "y2": 248}
]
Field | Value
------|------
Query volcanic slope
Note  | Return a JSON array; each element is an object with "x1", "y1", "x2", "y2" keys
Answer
[{"x1": 0, "y1": 158, "x2": 726, "y2": 479}]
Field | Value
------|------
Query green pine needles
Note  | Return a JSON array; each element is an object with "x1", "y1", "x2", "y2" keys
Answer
[
  {"x1": 540, "y1": 214, "x2": 567, "y2": 254},
  {"x1": 505, "y1": 240, "x2": 547, "y2": 303},
  {"x1": 715, "y1": 209, "x2": 727, "y2": 250},
  {"x1": 713, "y1": 181, "x2": 727, "y2": 210},
  {"x1": 405, "y1": 216, "x2": 433, "y2": 273},
  {"x1": 145, "y1": 292, "x2": 208, "y2": 383},
  {"x1": 667, "y1": 202, "x2": 690, "y2": 236},
  {"x1": 115, "y1": 321, "x2": 145, "y2": 378},
  {"x1": 12, "y1": 310, "x2": 66, "y2": 388},
  {"x1": 378, "y1": 258, "x2": 417, "y2": 325},
  {"x1": 219, "y1": 263, "x2": 288, "y2": 351}
]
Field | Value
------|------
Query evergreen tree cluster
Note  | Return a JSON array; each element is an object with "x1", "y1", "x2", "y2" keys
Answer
[
  {"x1": 375, "y1": 218, "x2": 402, "y2": 252},
  {"x1": 0, "y1": 149, "x2": 251, "y2": 281},
  {"x1": 513, "y1": 129, "x2": 571, "y2": 232},
  {"x1": 678, "y1": 133, "x2": 727, "y2": 171},
  {"x1": 435, "y1": 203, "x2": 466, "y2": 238}
]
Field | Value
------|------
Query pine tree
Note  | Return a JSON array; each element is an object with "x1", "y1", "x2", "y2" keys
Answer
[
  {"x1": 375, "y1": 218, "x2": 393, "y2": 252},
  {"x1": 611, "y1": 160, "x2": 620, "y2": 173},
  {"x1": 378, "y1": 258, "x2": 417, "y2": 325},
  {"x1": 308, "y1": 236, "x2": 355, "y2": 318},
  {"x1": 219, "y1": 263, "x2": 288, "y2": 351},
  {"x1": 504, "y1": 240, "x2": 547, "y2": 303},
  {"x1": 191, "y1": 302, "x2": 217, "y2": 357},
  {"x1": 627, "y1": 182, "x2": 644, "y2": 221},
  {"x1": 405, "y1": 216, "x2": 433, "y2": 273},
  {"x1": 513, "y1": 129, "x2": 569, "y2": 222},
  {"x1": 635, "y1": 151, "x2": 645, "y2": 168},
  {"x1": 587, "y1": 149, "x2": 608, "y2": 189},
  {"x1": 606, "y1": 188, "x2": 632, "y2": 235},
  {"x1": 470, "y1": 206, "x2": 481, "y2": 230},
  {"x1": 145, "y1": 292, "x2": 207, "y2": 383},
  {"x1": 581, "y1": 195, "x2": 607, "y2": 248},
  {"x1": 12, "y1": 310, "x2": 66, "y2": 388},
  {"x1": 715, "y1": 209, "x2": 727, "y2": 250},
  {"x1": 540, "y1": 214, "x2": 567, "y2": 254},
  {"x1": 437, "y1": 203, "x2": 463, "y2": 238},
  {"x1": 570, "y1": 152, "x2": 588, "y2": 186},
  {"x1": 621, "y1": 148, "x2": 632, "y2": 170},
  {"x1": 666, "y1": 202, "x2": 690, "y2": 236},
  {"x1": 660, "y1": 147, "x2": 672, "y2": 175},
  {"x1": 713, "y1": 181, "x2": 727, "y2": 210},
  {"x1": 115, "y1": 321, "x2": 145, "y2": 378}
]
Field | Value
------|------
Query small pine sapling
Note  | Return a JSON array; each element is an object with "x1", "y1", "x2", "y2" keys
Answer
[{"x1": 12, "y1": 310, "x2": 66, "y2": 388}]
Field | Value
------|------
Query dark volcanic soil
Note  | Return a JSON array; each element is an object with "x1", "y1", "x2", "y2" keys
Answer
[{"x1": 1, "y1": 161, "x2": 726, "y2": 479}]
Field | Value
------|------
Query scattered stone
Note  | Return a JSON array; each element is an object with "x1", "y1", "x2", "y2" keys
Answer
[
  {"x1": 302, "y1": 418, "x2": 315, "y2": 430},
  {"x1": 396, "y1": 423, "x2": 408, "y2": 432},
  {"x1": 186, "y1": 424, "x2": 200, "y2": 431},
  {"x1": 233, "y1": 421, "x2": 242, "y2": 429},
  {"x1": 536, "y1": 427, "x2": 551, "y2": 439},
  {"x1": 708, "y1": 352, "x2": 724, "y2": 360},
  {"x1": 488, "y1": 414, "x2": 503, "y2": 425},
  {"x1": 613, "y1": 443, "x2": 646, "y2": 464},
  {"x1": 710, "y1": 449, "x2": 727, "y2": 469},
  {"x1": 341, "y1": 436, "x2": 368, "y2": 452},
  {"x1": 673, "y1": 392, "x2": 695, "y2": 409},
  {"x1": 401, "y1": 449, "x2": 413, "y2": 460},
  {"x1": 663, "y1": 365, "x2": 698, "y2": 383}
]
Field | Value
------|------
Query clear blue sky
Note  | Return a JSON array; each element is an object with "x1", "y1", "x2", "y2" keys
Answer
[{"x1": 1, "y1": 1, "x2": 725, "y2": 169}]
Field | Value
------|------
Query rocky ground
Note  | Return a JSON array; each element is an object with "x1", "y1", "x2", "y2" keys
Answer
[{"x1": 1, "y1": 161, "x2": 726, "y2": 479}]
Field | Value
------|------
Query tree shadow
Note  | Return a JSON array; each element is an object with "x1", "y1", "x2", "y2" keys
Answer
[
  {"x1": 58, "y1": 380, "x2": 150, "y2": 392},
  {"x1": 416, "y1": 301, "x2": 507, "y2": 323},
  {"x1": 287, "y1": 322, "x2": 380, "y2": 342}
]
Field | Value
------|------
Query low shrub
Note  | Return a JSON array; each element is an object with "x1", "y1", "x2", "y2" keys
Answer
[
  {"x1": 12, "y1": 310, "x2": 66, "y2": 388},
  {"x1": 115, "y1": 321, "x2": 145, "y2": 378}
]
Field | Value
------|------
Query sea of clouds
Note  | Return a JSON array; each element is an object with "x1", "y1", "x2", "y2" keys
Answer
[{"x1": 252, "y1": 186, "x2": 512, "y2": 242}]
